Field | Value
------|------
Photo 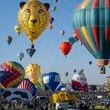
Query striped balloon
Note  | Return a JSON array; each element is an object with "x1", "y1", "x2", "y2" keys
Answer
[
  {"x1": 0, "y1": 61, "x2": 25, "y2": 88},
  {"x1": 18, "y1": 78, "x2": 36, "y2": 96},
  {"x1": 73, "y1": 0, "x2": 110, "y2": 66}
]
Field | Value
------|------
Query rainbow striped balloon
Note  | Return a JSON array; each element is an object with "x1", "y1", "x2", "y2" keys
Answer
[
  {"x1": 73, "y1": 0, "x2": 110, "y2": 66},
  {"x1": 0, "y1": 61, "x2": 25, "y2": 88},
  {"x1": 18, "y1": 78, "x2": 36, "y2": 96}
]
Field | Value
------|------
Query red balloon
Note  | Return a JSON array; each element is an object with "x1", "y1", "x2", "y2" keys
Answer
[{"x1": 60, "y1": 41, "x2": 72, "y2": 56}]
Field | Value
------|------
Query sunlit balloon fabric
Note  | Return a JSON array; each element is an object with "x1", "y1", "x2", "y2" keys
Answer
[
  {"x1": 18, "y1": 0, "x2": 50, "y2": 43},
  {"x1": 51, "y1": 91, "x2": 78, "y2": 103},
  {"x1": 43, "y1": 72, "x2": 60, "y2": 91},
  {"x1": 18, "y1": 78, "x2": 36, "y2": 96},
  {"x1": 73, "y1": 0, "x2": 110, "y2": 66},
  {"x1": 25, "y1": 63, "x2": 41, "y2": 85},
  {"x1": 0, "y1": 61, "x2": 25, "y2": 88}
]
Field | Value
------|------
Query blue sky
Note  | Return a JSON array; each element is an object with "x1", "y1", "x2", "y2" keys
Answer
[{"x1": 0, "y1": 0, "x2": 109, "y2": 85}]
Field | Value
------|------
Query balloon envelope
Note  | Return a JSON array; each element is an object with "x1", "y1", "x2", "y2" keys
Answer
[
  {"x1": 60, "y1": 41, "x2": 72, "y2": 56},
  {"x1": 68, "y1": 37, "x2": 77, "y2": 45},
  {"x1": 25, "y1": 63, "x2": 41, "y2": 86},
  {"x1": 71, "y1": 73, "x2": 88, "y2": 92},
  {"x1": 43, "y1": 72, "x2": 60, "y2": 91},
  {"x1": 18, "y1": 78, "x2": 36, "y2": 96},
  {"x1": 6, "y1": 36, "x2": 12, "y2": 45},
  {"x1": 14, "y1": 25, "x2": 21, "y2": 35},
  {"x1": 73, "y1": 0, "x2": 110, "y2": 66},
  {"x1": 17, "y1": 53, "x2": 24, "y2": 61},
  {"x1": 18, "y1": 0, "x2": 50, "y2": 43},
  {"x1": 0, "y1": 61, "x2": 25, "y2": 88}
]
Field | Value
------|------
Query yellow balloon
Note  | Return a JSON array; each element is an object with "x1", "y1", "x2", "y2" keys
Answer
[
  {"x1": 14, "y1": 25, "x2": 21, "y2": 35},
  {"x1": 18, "y1": 0, "x2": 50, "y2": 43},
  {"x1": 25, "y1": 63, "x2": 41, "y2": 84},
  {"x1": 51, "y1": 91, "x2": 78, "y2": 103}
]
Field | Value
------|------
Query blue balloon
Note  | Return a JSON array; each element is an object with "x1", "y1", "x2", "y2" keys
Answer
[
  {"x1": 0, "y1": 89, "x2": 4, "y2": 94},
  {"x1": 43, "y1": 72, "x2": 60, "y2": 91},
  {"x1": 68, "y1": 37, "x2": 77, "y2": 45},
  {"x1": 56, "y1": 83, "x2": 66, "y2": 91}
]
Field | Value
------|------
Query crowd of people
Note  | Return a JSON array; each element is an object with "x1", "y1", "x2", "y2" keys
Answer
[
  {"x1": 0, "y1": 94, "x2": 50, "y2": 110},
  {"x1": 0, "y1": 93, "x2": 110, "y2": 110}
]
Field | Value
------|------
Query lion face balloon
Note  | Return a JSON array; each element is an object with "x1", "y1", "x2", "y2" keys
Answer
[{"x1": 18, "y1": 0, "x2": 50, "y2": 43}]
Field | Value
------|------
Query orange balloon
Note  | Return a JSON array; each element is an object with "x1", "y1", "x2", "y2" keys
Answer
[{"x1": 60, "y1": 41, "x2": 72, "y2": 56}]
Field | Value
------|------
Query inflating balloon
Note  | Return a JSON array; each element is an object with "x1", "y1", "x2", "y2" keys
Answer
[
  {"x1": 18, "y1": 0, "x2": 50, "y2": 43},
  {"x1": 43, "y1": 72, "x2": 60, "y2": 91},
  {"x1": 18, "y1": 78, "x2": 36, "y2": 96},
  {"x1": 26, "y1": 45, "x2": 36, "y2": 57},
  {"x1": 51, "y1": 91, "x2": 77, "y2": 103},
  {"x1": 14, "y1": 25, "x2": 21, "y2": 35},
  {"x1": 73, "y1": 0, "x2": 110, "y2": 72},
  {"x1": 17, "y1": 53, "x2": 24, "y2": 61},
  {"x1": 60, "y1": 41, "x2": 72, "y2": 56},
  {"x1": 6, "y1": 36, "x2": 12, "y2": 45},
  {"x1": 25, "y1": 63, "x2": 41, "y2": 86},
  {"x1": 71, "y1": 73, "x2": 88, "y2": 92},
  {"x1": 56, "y1": 83, "x2": 66, "y2": 91},
  {"x1": 0, "y1": 61, "x2": 25, "y2": 88}
]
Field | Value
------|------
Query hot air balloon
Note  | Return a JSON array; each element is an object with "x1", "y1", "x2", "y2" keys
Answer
[
  {"x1": 65, "y1": 72, "x2": 69, "y2": 77},
  {"x1": 60, "y1": 30, "x2": 65, "y2": 36},
  {"x1": 60, "y1": 41, "x2": 72, "y2": 56},
  {"x1": 50, "y1": 17, "x2": 54, "y2": 24},
  {"x1": 68, "y1": 37, "x2": 77, "y2": 45},
  {"x1": 25, "y1": 63, "x2": 41, "y2": 87},
  {"x1": 73, "y1": 69, "x2": 77, "y2": 73},
  {"x1": 6, "y1": 36, "x2": 12, "y2": 45},
  {"x1": 48, "y1": 23, "x2": 54, "y2": 30},
  {"x1": 54, "y1": 0, "x2": 58, "y2": 3},
  {"x1": 26, "y1": 45, "x2": 36, "y2": 57},
  {"x1": 73, "y1": 0, "x2": 110, "y2": 73},
  {"x1": 14, "y1": 25, "x2": 21, "y2": 35},
  {"x1": 18, "y1": 78, "x2": 36, "y2": 96},
  {"x1": 0, "y1": 61, "x2": 25, "y2": 88},
  {"x1": 38, "y1": 73, "x2": 50, "y2": 91},
  {"x1": 89, "y1": 61, "x2": 92, "y2": 65},
  {"x1": 17, "y1": 53, "x2": 24, "y2": 61},
  {"x1": 71, "y1": 73, "x2": 88, "y2": 92},
  {"x1": 18, "y1": 0, "x2": 50, "y2": 46},
  {"x1": 56, "y1": 83, "x2": 66, "y2": 91},
  {"x1": 42, "y1": 72, "x2": 60, "y2": 91},
  {"x1": 52, "y1": 6, "x2": 57, "y2": 11}
]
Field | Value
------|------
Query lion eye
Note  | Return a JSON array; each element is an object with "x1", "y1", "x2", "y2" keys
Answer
[
  {"x1": 25, "y1": 9, "x2": 30, "y2": 13},
  {"x1": 38, "y1": 9, "x2": 45, "y2": 14},
  {"x1": 23, "y1": 9, "x2": 30, "y2": 21}
]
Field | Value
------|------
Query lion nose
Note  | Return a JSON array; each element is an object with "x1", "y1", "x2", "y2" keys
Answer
[{"x1": 31, "y1": 19, "x2": 37, "y2": 24}]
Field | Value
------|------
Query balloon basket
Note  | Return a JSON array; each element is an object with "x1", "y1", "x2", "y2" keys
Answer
[{"x1": 96, "y1": 59, "x2": 108, "y2": 66}]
